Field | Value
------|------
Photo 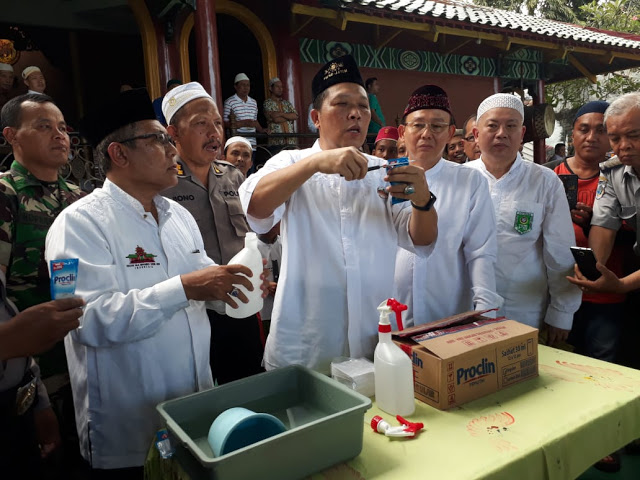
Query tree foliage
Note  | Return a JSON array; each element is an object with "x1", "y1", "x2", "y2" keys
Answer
[
  {"x1": 473, "y1": 0, "x2": 640, "y2": 141},
  {"x1": 544, "y1": 0, "x2": 640, "y2": 137},
  {"x1": 472, "y1": 0, "x2": 591, "y2": 23}
]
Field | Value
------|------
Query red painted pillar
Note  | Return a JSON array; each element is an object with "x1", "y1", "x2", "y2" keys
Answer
[
  {"x1": 276, "y1": 24, "x2": 304, "y2": 133},
  {"x1": 534, "y1": 79, "x2": 546, "y2": 164},
  {"x1": 149, "y1": 4, "x2": 183, "y2": 98},
  {"x1": 194, "y1": 0, "x2": 222, "y2": 108},
  {"x1": 154, "y1": 23, "x2": 172, "y2": 95}
]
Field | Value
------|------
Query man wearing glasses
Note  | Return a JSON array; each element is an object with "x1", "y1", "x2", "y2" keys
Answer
[
  {"x1": 394, "y1": 85, "x2": 501, "y2": 326},
  {"x1": 463, "y1": 115, "x2": 481, "y2": 161},
  {"x1": 45, "y1": 88, "x2": 268, "y2": 477}
]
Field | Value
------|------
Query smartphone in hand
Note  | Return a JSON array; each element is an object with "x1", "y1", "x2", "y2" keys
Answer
[
  {"x1": 558, "y1": 174, "x2": 578, "y2": 210},
  {"x1": 570, "y1": 246, "x2": 601, "y2": 281}
]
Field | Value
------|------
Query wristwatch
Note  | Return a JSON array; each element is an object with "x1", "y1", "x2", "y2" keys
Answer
[{"x1": 411, "y1": 192, "x2": 436, "y2": 211}]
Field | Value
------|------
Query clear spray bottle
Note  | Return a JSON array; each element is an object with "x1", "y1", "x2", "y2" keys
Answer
[{"x1": 374, "y1": 299, "x2": 415, "y2": 417}]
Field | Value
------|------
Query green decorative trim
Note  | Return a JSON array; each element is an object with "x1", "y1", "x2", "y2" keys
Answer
[{"x1": 299, "y1": 38, "x2": 542, "y2": 80}]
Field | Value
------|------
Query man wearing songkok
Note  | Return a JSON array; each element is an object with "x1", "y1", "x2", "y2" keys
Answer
[
  {"x1": 264, "y1": 77, "x2": 298, "y2": 146},
  {"x1": 21, "y1": 66, "x2": 46, "y2": 95},
  {"x1": 239, "y1": 54, "x2": 437, "y2": 373},
  {"x1": 446, "y1": 128, "x2": 467, "y2": 164},
  {"x1": 372, "y1": 126, "x2": 399, "y2": 161},
  {"x1": 463, "y1": 115, "x2": 481, "y2": 161},
  {"x1": 394, "y1": 85, "x2": 500, "y2": 325},
  {"x1": 547, "y1": 101, "x2": 628, "y2": 362},
  {"x1": 162, "y1": 82, "x2": 264, "y2": 385},
  {"x1": 45, "y1": 88, "x2": 268, "y2": 475},
  {"x1": 569, "y1": 93, "x2": 640, "y2": 296},
  {"x1": 223, "y1": 73, "x2": 267, "y2": 150},
  {"x1": 224, "y1": 136, "x2": 253, "y2": 177},
  {"x1": 466, "y1": 93, "x2": 580, "y2": 344}
]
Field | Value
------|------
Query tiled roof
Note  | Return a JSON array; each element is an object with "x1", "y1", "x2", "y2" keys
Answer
[{"x1": 339, "y1": 0, "x2": 640, "y2": 50}]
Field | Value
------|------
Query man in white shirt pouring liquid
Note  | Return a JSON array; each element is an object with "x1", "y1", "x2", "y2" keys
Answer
[{"x1": 239, "y1": 54, "x2": 438, "y2": 373}]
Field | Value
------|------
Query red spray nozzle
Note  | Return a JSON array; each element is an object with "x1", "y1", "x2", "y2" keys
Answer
[{"x1": 387, "y1": 298, "x2": 408, "y2": 331}]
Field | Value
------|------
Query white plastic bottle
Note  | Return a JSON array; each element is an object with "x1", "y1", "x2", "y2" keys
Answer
[
  {"x1": 374, "y1": 300, "x2": 415, "y2": 416},
  {"x1": 225, "y1": 232, "x2": 264, "y2": 319}
]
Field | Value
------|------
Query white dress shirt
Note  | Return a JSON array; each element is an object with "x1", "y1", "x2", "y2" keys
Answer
[
  {"x1": 465, "y1": 154, "x2": 581, "y2": 330},
  {"x1": 239, "y1": 140, "x2": 431, "y2": 373},
  {"x1": 45, "y1": 179, "x2": 216, "y2": 469},
  {"x1": 395, "y1": 159, "x2": 501, "y2": 326}
]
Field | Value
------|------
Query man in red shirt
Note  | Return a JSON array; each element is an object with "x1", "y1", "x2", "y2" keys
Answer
[{"x1": 549, "y1": 101, "x2": 628, "y2": 363}]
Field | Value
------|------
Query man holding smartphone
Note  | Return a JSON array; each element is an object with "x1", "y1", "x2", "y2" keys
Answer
[
  {"x1": 550, "y1": 101, "x2": 628, "y2": 363},
  {"x1": 570, "y1": 93, "x2": 640, "y2": 295}
]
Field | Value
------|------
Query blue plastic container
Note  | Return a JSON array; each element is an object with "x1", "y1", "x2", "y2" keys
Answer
[{"x1": 207, "y1": 407, "x2": 286, "y2": 456}]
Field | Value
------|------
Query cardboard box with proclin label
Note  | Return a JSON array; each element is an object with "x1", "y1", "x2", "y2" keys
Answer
[{"x1": 392, "y1": 310, "x2": 538, "y2": 410}]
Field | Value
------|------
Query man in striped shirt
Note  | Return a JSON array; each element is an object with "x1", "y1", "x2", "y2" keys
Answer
[{"x1": 223, "y1": 73, "x2": 267, "y2": 152}]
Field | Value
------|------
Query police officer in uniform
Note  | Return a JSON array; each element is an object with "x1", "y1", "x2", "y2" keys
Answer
[
  {"x1": 0, "y1": 272, "x2": 83, "y2": 477},
  {"x1": 162, "y1": 82, "x2": 263, "y2": 384}
]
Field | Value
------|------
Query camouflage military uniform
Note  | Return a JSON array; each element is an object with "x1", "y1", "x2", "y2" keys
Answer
[{"x1": 0, "y1": 160, "x2": 85, "y2": 377}]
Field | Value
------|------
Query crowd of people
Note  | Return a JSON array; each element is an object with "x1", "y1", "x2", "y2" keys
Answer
[{"x1": 1, "y1": 52, "x2": 640, "y2": 478}]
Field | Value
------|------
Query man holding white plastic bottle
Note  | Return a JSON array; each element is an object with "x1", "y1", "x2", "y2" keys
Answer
[
  {"x1": 45, "y1": 88, "x2": 268, "y2": 477},
  {"x1": 161, "y1": 82, "x2": 264, "y2": 385}
]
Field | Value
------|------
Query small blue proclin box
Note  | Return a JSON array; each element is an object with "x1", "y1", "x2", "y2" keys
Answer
[
  {"x1": 50, "y1": 259, "x2": 79, "y2": 299},
  {"x1": 385, "y1": 157, "x2": 410, "y2": 205}
]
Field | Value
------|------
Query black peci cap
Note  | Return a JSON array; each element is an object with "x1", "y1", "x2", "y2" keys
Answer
[
  {"x1": 80, "y1": 88, "x2": 157, "y2": 148},
  {"x1": 311, "y1": 54, "x2": 364, "y2": 101}
]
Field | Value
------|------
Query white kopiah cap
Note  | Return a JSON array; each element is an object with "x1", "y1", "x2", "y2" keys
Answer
[
  {"x1": 268, "y1": 77, "x2": 280, "y2": 88},
  {"x1": 234, "y1": 73, "x2": 250, "y2": 84},
  {"x1": 162, "y1": 81, "x2": 212, "y2": 125},
  {"x1": 477, "y1": 93, "x2": 524, "y2": 121},
  {"x1": 21, "y1": 66, "x2": 41, "y2": 79},
  {"x1": 0, "y1": 63, "x2": 13, "y2": 73},
  {"x1": 224, "y1": 136, "x2": 252, "y2": 151}
]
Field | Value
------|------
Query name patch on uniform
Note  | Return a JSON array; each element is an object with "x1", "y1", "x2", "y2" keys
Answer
[
  {"x1": 173, "y1": 194, "x2": 195, "y2": 202},
  {"x1": 223, "y1": 191, "x2": 239, "y2": 197},
  {"x1": 126, "y1": 245, "x2": 160, "y2": 269},
  {"x1": 514, "y1": 211, "x2": 533, "y2": 235}
]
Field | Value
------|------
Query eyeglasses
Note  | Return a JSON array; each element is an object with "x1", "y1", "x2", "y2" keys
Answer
[
  {"x1": 464, "y1": 135, "x2": 476, "y2": 142},
  {"x1": 119, "y1": 132, "x2": 176, "y2": 147},
  {"x1": 404, "y1": 121, "x2": 450, "y2": 135}
]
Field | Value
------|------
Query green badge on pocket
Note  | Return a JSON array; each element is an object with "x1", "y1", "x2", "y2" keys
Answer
[{"x1": 514, "y1": 211, "x2": 533, "y2": 235}]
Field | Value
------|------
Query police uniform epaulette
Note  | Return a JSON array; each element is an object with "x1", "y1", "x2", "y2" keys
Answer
[
  {"x1": 599, "y1": 156, "x2": 622, "y2": 171},
  {"x1": 211, "y1": 160, "x2": 235, "y2": 175},
  {"x1": 214, "y1": 160, "x2": 236, "y2": 168}
]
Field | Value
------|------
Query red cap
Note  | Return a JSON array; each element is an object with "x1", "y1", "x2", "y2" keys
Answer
[
  {"x1": 374, "y1": 126, "x2": 399, "y2": 144},
  {"x1": 371, "y1": 415, "x2": 384, "y2": 432}
]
